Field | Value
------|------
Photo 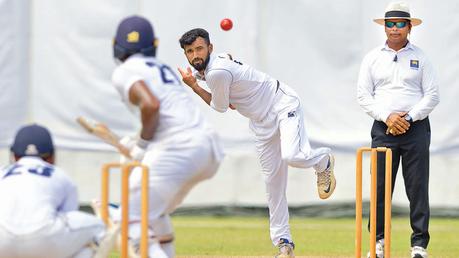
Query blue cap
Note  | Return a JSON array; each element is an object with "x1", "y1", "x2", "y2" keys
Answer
[
  {"x1": 115, "y1": 15, "x2": 155, "y2": 52},
  {"x1": 10, "y1": 124, "x2": 54, "y2": 157}
]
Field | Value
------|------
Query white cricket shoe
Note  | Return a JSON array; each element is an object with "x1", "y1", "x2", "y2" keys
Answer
[
  {"x1": 366, "y1": 239, "x2": 384, "y2": 258},
  {"x1": 316, "y1": 154, "x2": 336, "y2": 199},
  {"x1": 275, "y1": 238, "x2": 295, "y2": 258},
  {"x1": 411, "y1": 246, "x2": 428, "y2": 258}
]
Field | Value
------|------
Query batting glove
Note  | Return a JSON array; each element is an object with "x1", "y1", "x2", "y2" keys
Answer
[
  {"x1": 119, "y1": 134, "x2": 135, "y2": 145},
  {"x1": 132, "y1": 137, "x2": 151, "y2": 161},
  {"x1": 119, "y1": 136, "x2": 150, "y2": 162},
  {"x1": 129, "y1": 145, "x2": 145, "y2": 161}
]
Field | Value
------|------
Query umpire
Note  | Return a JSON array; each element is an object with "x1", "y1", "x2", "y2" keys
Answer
[{"x1": 357, "y1": 2, "x2": 439, "y2": 258}]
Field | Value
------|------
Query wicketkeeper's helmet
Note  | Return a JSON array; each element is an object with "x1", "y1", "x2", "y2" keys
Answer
[{"x1": 10, "y1": 124, "x2": 54, "y2": 158}]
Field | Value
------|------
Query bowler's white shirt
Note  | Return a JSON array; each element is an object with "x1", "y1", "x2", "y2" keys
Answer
[
  {"x1": 0, "y1": 157, "x2": 78, "y2": 234},
  {"x1": 199, "y1": 53, "x2": 278, "y2": 121},
  {"x1": 357, "y1": 42, "x2": 439, "y2": 122},
  {"x1": 112, "y1": 54, "x2": 210, "y2": 140}
]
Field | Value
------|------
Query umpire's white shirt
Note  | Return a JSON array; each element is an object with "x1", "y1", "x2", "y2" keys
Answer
[
  {"x1": 357, "y1": 42, "x2": 439, "y2": 122},
  {"x1": 201, "y1": 53, "x2": 278, "y2": 121},
  {"x1": 0, "y1": 157, "x2": 78, "y2": 235}
]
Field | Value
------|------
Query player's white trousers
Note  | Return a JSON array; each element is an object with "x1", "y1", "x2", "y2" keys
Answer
[
  {"x1": 126, "y1": 131, "x2": 222, "y2": 256},
  {"x1": 250, "y1": 83, "x2": 331, "y2": 245},
  {"x1": 0, "y1": 211, "x2": 106, "y2": 258}
]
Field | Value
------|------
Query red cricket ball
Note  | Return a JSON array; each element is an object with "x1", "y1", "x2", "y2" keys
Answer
[{"x1": 220, "y1": 18, "x2": 233, "y2": 31}]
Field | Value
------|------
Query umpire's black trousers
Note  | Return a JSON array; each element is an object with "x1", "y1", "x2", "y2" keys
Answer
[{"x1": 369, "y1": 118, "x2": 431, "y2": 248}]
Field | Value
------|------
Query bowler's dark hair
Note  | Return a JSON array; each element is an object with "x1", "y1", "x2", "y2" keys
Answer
[{"x1": 179, "y1": 28, "x2": 211, "y2": 49}]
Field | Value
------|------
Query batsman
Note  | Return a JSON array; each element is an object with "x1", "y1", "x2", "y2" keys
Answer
[{"x1": 110, "y1": 16, "x2": 224, "y2": 257}]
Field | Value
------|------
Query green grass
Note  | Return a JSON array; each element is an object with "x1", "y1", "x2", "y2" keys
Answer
[{"x1": 110, "y1": 216, "x2": 459, "y2": 257}]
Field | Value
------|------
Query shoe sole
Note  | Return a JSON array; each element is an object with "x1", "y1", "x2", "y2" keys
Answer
[
  {"x1": 319, "y1": 154, "x2": 336, "y2": 199},
  {"x1": 275, "y1": 253, "x2": 295, "y2": 258}
]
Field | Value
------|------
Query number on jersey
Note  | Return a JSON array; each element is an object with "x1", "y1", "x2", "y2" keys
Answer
[
  {"x1": 145, "y1": 61, "x2": 181, "y2": 85},
  {"x1": 3, "y1": 164, "x2": 54, "y2": 179}
]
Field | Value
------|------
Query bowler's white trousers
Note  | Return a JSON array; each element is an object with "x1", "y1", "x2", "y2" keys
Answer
[
  {"x1": 0, "y1": 211, "x2": 105, "y2": 258},
  {"x1": 249, "y1": 83, "x2": 331, "y2": 246}
]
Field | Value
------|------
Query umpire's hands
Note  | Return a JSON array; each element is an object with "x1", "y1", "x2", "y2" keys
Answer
[{"x1": 385, "y1": 112, "x2": 410, "y2": 136}]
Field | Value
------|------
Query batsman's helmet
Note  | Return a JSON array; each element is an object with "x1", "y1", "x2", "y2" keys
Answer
[
  {"x1": 10, "y1": 124, "x2": 54, "y2": 158},
  {"x1": 114, "y1": 15, "x2": 157, "y2": 62}
]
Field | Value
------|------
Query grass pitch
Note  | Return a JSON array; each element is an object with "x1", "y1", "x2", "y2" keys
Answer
[{"x1": 110, "y1": 216, "x2": 459, "y2": 257}]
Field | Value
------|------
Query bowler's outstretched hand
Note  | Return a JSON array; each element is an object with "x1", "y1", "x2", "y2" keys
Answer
[
  {"x1": 178, "y1": 67, "x2": 213, "y2": 106},
  {"x1": 178, "y1": 67, "x2": 197, "y2": 89}
]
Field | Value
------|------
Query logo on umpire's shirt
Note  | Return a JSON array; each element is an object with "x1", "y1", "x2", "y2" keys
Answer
[
  {"x1": 410, "y1": 60, "x2": 419, "y2": 69},
  {"x1": 288, "y1": 111, "x2": 296, "y2": 118}
]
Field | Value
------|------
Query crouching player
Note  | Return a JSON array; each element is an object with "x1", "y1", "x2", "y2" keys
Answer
[{"x1": 0, "y1": 124, "x2": 117, "y2": 258}]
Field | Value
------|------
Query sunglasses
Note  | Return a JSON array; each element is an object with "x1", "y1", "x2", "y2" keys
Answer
[{"x1": 385, "y1": 21, "x2": 408, "y2": 28}]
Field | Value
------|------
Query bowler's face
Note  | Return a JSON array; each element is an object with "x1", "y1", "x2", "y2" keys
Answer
[
  {"x1": 183, "y1": 37, "x2": 213, "y2": 71},
  {"x1": 385, "y1": 19, "x2": 411, "y2": 45}
]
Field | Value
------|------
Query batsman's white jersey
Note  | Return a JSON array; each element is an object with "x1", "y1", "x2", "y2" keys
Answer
[
  {"x1": 112, "y1": 54, "x2": 223, "y2": 257},
  {"x1": 112, "y1": 54, "x2": 220, "y2": 142},
  {"x1": 200, "y1": 53, "x2": 331, "y2": 245},
  {"x1": 0, "y1": 157, "x2": 106, "y2": 258}
]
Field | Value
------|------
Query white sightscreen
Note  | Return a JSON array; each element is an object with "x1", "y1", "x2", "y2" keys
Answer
[
  {"x1": 0, "y1": 0, "x2": 29, "y2": 146},
  {"x1": 0, "y1": 0, "x2": 458, "y2": 206}
]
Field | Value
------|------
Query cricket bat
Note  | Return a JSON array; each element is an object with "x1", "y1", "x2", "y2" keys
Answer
[{"x1": 76, "y1": 116, "x2": 132, "y2": 159}]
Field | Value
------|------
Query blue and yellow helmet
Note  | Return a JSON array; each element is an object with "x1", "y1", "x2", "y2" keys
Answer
[{"x1": 113, "y1": 15, "x2": 158, "y2": 61}]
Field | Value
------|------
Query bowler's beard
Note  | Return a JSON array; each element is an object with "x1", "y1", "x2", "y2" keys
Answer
[{"x1": 190, "y1": 53, "x2": 211, "y2": 71}]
